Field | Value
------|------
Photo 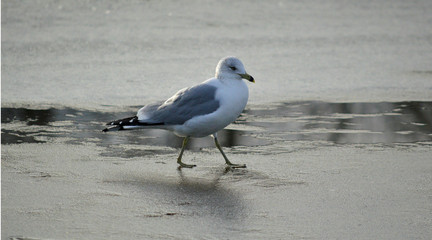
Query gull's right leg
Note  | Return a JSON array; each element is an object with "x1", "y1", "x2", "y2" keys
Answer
[
  {"x1": 213, "y1": 134, "x2": 246, "y2": 168},
  {"x1": 177, "y1": 137, "x2": 196, "y2": 168}
]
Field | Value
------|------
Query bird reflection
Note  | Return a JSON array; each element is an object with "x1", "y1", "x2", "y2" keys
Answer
[{"x1": 176, "y1": 165, "x2": 235, "y2": 190}]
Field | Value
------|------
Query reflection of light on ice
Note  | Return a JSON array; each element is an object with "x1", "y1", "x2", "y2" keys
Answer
[
  {"x1": 395, "y1": 131, "x2": 414, "y2": 135},
  {"x1": 411, "y1": 122, "x2": 426, "y2": 126}
]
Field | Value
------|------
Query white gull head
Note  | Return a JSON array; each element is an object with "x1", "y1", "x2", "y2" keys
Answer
[{"x1": 215, "y1": 57, "x2": 255, "y2": 82}]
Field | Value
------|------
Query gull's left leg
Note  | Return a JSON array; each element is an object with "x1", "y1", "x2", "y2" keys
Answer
[
  {"x1": 177, "y1": 137, "x2": 196, "y2": 168},
  {"x1": 213, "y1": 133, "x2": 246, "y2": 168}
]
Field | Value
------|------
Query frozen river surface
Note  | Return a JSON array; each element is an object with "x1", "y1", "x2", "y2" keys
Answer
[{"x1": 2, "y1": 1, "x2": 432, "y2": 239}]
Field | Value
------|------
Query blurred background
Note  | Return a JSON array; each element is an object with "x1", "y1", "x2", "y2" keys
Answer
[{"x1": 2, "y1": 0, "x2": 432, "y2": 108}]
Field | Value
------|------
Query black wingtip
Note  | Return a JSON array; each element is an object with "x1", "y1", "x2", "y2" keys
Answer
[{"x1": 102, "y1": 125, "x2": 122, "y2": 132}]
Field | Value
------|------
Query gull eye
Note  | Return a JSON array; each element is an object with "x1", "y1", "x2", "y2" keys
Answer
[{"x1": 229, "y1": 66, "x2": 237, "y2": 71}]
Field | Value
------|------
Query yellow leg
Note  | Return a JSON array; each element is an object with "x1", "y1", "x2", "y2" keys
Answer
[
  {"x1": 213, "y1": 135, "x2": 246, "y2": 168},
  {"x1": 177, "y1": 137, "x2": 196, "y2": 168}
]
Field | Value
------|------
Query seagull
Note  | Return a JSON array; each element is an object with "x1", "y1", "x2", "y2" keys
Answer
[{"x1": 103, "y1": 56, "x2": 254, "y2": 168}]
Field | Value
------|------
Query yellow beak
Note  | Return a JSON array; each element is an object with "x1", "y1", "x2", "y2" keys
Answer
[{"x1": 239, "y1": 73, "x2": 255, "y2": 83}]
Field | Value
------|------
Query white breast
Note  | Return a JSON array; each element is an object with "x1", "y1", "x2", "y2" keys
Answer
[{"x1": 173, "y1": 79, "x2": 249, "y2": 138}]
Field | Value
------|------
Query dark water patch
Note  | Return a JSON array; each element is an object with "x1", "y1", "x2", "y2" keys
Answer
[
  {"x1": 2, "y1": 102, "x2": 431, "y2": 155},
  {"x1": 1, "y1": 129, "x2": 46, "y2": 144},
  {"x1": 244, "y1": 101, "x2": 432, "y2": 144},
  {"x1": 1, "y1": 107, "x2": 119, "y2": 125},
  {"x1": 1, "y1": 107, "x2": 262, "y2": 158}
]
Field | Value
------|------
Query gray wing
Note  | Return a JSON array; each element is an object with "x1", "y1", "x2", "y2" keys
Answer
[{"x1": 137, "y1": 84, "x2": 220, "y2": 125}]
